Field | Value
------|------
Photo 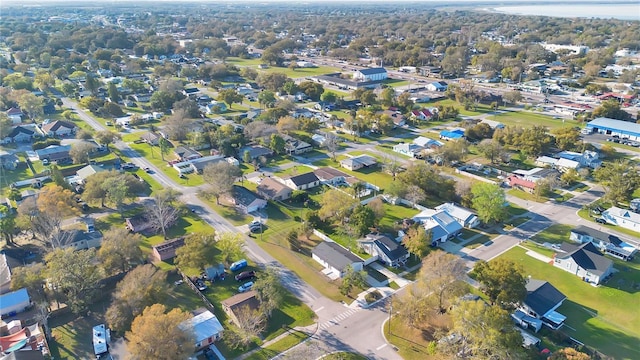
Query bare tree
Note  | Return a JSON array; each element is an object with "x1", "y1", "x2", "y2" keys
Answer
[
  {"x1": 243, "y1": 121, "x2": 277, "y2": 141},
  {"x1": 323, "y1": 132, "x2": 339, "y2": 160},
  {"x1": 202, "y1": 161, "x2": 242, "y2": 205},
  {"x1": 146, "y1": 190, "x2": 181, "y2": 239},
  {"x1": 163, "y1": 109, "x2": 193, "y2": 141},
  {"x1": 69, "y1": 141, "x2": 95, "y2": 164}
]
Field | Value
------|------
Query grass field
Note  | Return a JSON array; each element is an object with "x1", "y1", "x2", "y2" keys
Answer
[
  {"x1": 529, "y1": 224, "x2": 574, "y2": 244},
  {"x1": 497, "y1": 246, "x2": 640, "y2": 359},
  {"x1": 310, "y1": 157, "x2": 394, "y2": 190},
  {"x1": 244, "y1": 330, "x2": 309, "y2": 360},
  {"x1": 378, "y1": 203, "x2": 420, "y2": 233},
  {"x1": 126, "y1": 141, "x2": 205, "y2": 187},
  {"x1": 383, "y1": 317, "x2": 443, "y2": 360},
  {"x1": 492, "y1": 110, "x2": 580, "y2": 130},
  {"x1": 225, "y1": 57, "x2": 340, "y2": 78}
]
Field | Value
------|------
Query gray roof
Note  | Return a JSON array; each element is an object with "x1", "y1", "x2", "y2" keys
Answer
[
  {"x1": 76, "y1": 164, "x2": 105, "y2": 180},
  {"x1": 232, "y1": 185, "x2": 263, "y2": 207},
  {"x1": 35, "y1": 145, "x2": 71, "y2": 157},
  {"x1": 313, "y1": 241, "x2": 363, "y2": 272},
  {"x1": 571, "y1": 225, "x2": 623, "y2": 247},
  {"x1": 525, "y1": 279, "x2": 566, "y2": 316},
  {"x1": 287, "y1": 172, "x2": 319, "y2": 186},
  {"x1": 314, "y1": 167, "x2": 349, "y2": 180},
  {"x1": 8, "y1": 126, "x2": 34, "y2": 138},
  {"x1": 557, "y1": 242, "x2": 613, "y2": 276},
  {"x1": 362, "y1": 234, "x2": 408, "y2": 261},
  {"x1": 358, "y1": 67, "x2": 387, "y2": 75},
  {"x1": 587, "y1": 117, "x2": 640, "y2": 136},
  {"x1": 57, "y1": 229, "x2": 103, "y2": 247}
]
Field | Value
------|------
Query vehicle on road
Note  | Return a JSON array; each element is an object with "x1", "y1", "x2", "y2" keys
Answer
[
  {"x1": 238, "y1": 281, "x2": 254, "y2": 293},
  {"x1": 595, "y1": 217, "x2": 607, "y2": 224},
  {"x1": 230, "y1": 259, "x2": 248, "y2": 272},
  {"x1": 144, "y1": 167, "x2": 153, "y2": 173},
  {"x1": 235, "y1": 271, "x2": 256, "y2": 282}
]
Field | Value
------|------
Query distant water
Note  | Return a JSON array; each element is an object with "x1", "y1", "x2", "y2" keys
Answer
[{"x1": 486, "y1": 3, "x2": 640, "y2": 21}]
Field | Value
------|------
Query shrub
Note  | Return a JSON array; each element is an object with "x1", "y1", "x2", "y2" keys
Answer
[
  {"x1": 365, "y1": 290, "x2": 383, "y2": 304},
  {"x1": 32, "y1": 138, "x2": 61, "y2": 150}
]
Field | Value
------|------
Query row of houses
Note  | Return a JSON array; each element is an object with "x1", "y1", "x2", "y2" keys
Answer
[{"x1": 1, "y1": 120, "x2": 77, "y2": 144}]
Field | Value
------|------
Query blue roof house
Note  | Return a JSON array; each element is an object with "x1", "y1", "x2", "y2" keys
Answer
[
  {"x1": 0, "y1": 288, "x2": 31, "y2": 317},
  {"x1": 439, "y1": 129, "x2": 465, "y2": 141}
]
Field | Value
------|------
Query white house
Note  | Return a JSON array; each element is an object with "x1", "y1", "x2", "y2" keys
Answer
[
  {"x1": 518, "y1": 280, "x2": 567, "y2": 331},
  {"x1": 392, "y1": 142, "x2": 423, "y2": 157},
  {"x1": 340, "y1": 155, "x2": 377, "y2": 171},
  {"x1": 42, "y1": 120, "x2": 76, "y2": 137},
  {"x1": 413, "y1": 136, "x2": 443, "y2": 150},
  {"x1": 358, "y1": 233, "x2": 409, "y2": 268},
  {"x1": 353, "y1": 68, "x2": 387, "y2": 82},
  {"x1": 282, "y1": 172, "x2": 321, "y2": 190},
  {"x1": 312, "y1": 241, "x2": 364, "y2": 280},
  {"x1": 413, "y1": 209, "x2": 463, "y2": 244},
  {"x1": 427, "y1": 81, "x2": 448, "y2": 92},
  {"x1": 570, "y1": 225, "x2": 637, "y2": 261},
  {"x1": 435, "y1": 203, "x2": 479, "y2": 228},
  {"x1": 602, "y1": 206, "x2": 640, "y2": 232},
  {"x1": 230, "y1": 186, "x2": 267, "y2": 214},
  {"x1": 179, "y1": 310, "x2": 224, "y2": 350},
  {"x1": 6, "y1": 108, "x2": 23, "y2": 124},
  {"x1": 553, "y1": 242, "x2": 614, "y2": 285}
]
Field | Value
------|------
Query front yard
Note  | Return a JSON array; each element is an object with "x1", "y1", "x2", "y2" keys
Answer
[{"x1": 497, "y1": 246, "x2": 640, "y2": 359}]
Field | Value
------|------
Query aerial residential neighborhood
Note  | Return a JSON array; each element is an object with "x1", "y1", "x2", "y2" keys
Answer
[{"x1": 0, "y1": 1, "x2": 639, "y2": 360}]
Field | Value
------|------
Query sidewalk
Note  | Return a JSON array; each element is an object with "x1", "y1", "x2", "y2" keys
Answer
[{"x1": 347, "y1": 262, "x2": 422, "y2": 309}]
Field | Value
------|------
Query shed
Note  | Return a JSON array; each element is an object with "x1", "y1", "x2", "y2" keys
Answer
[{"x1": 0, "y1": 288, "x2": 31, "y2": 317}]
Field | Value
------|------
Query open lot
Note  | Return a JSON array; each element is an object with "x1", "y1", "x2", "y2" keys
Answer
[
  {"x1": 492, "y1": 110, "x2": 580, "y2": 130},
  {"x1": 497, "y1": 246, "x2": 640, "y2": 359}
]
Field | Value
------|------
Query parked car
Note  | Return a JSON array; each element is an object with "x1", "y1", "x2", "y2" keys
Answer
[
  {"x1": 595, "y1": 217, "x2": 607, "y2": 224},
  {"x1": 238, "y1": 281, "x2": 254, "y2": 293},
  {"x1": 235, "y1": 271, "x2": 256, "y2": 282},
  {"x1": 230, "y1": 259, "x2": 248, "y2": 272}
]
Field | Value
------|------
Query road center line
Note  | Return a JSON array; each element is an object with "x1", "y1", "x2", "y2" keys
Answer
[{"x1": 376, "y1": 344, "x2": 388, "y2": 351}]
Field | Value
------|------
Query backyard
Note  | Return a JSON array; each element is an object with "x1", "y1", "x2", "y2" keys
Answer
[{"x1": 497, "y1": 246, "x2": 640, "y2": 359}]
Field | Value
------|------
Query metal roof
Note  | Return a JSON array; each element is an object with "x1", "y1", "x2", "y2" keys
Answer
[
  {"x1": 357, "y1": 67, "x2": 387, "y2": 75},
  {"x1": 587, "y1": 117, "x2": 640, "y2": 136}
]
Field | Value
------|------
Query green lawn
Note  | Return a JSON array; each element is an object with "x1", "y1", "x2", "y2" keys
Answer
[
  {"x1": 272, "y1": 164, "x2": 315, "y2": 177},
  {"x1": 225, "y1": 57, "x2": 340, "y2": 78},
  {"x1": 497, "y1": 246, "x2": 640, "y2": 359},
  {"x1": 378, "y1": 203, "x2": 420, "y2": 233},
  {"x1": 577, "y1": 208, "x2": 640, "y2": 239},
  {"x1": 492, "y1": 110, "x2": 580, "y2": 130},
  {"x1": 424, "y1": 98, "x2": 494, "y2": 117},
  {"x1": 309, "y1": 160, "x2": 394, "y2": 190},
  {"x1": 0, "y1": 157, "x2": 33, "y2": 193},
  {"x1": 507, "y1": 189, "x2": 544, "y2": 202},
  {"x1": 384, "y1": 317, "x2": 442, "y2": 360},
  {"x1": 321, "y1": 352, "x2": 368, "y2": 360},
  {"x1": 529, "y1": 224, "x2": 573, "y2": 245},
  {"x1": 199, "y1": 195, "x2": 252, "y2": 226},
  {"x1": 244, "y1": 330, "x2": 309, "y2": 360}
]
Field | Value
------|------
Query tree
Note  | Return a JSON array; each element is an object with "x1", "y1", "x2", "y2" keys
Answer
[
  {"x1": 0, "y1": 205, "x2": 17, "y2": 245},
  {"x1": 83, "y1": 171, "x2": 143, "y2": 208},
  {"x1": 217, "y1": 232, "x2": 245, "y2": 265},
  {"x1": 269, "y1": 133, "x2": 286, "y2": 154},
  {"x1": 106, "y1": 265, "x2": 168, "y2": 333},
  {"x1": 108, "y1": 82, "x2": 121, "y2": 103},
  {"x1": 19, "y1": 185, "x2": 79, "y2": 247},
  {"x1": 477, "y1": 139, "x2": 506, "y2": 164},
  {"x1": 592, "y1": 99, "x2": 632, "y2": 121},
  {"x1": 472, "y1": 259, "x2": 527, "y2": 309},
  {"x1": 94, "y1": 130, "x2": 121, "y2": 151},
  {"x1": 379, "y1": 87, "x2": 396, "y2": 107},
  {"x1": 202, "y1": 161, "x2": 242, "y2": 204},
  {"x1": 252, "y1": 267, "x2": 285, "y2": 318},
  {"x1": 318, "y1": 189, "x2": 357, "y2": 223},
  {"x1": 175, "y1": 232, "x2": 217, "y2": 270},
  {"x1": 442, "y1": 301, "x2": 526, "y2": 360},
  {"x1": 69, "y1": 141, "x2": 95, "y2": 164},
  {"x1": 553, "y1": 127, "x2": 581, "y2": 151},
  {"x1": 163, "y1": 109, "x2": 193, "y2": 141},
  {"x1": 502, "y1": 90, "x2": 523, "y2": 105},
  {"x1": 348, "y1": 205, "x2": 375, "y2": 237},
  {"x1": 323, "y1": 132, "x2": 339, "y2": 160},
  {"x1": 339, "y1": 264, "x2": 367, "y2": 297},
  {"x1": 45, "y1": 248, "x2": 104, "y2": 313},
  {"x1": 593, "y1": 160, "x2": 640, "y2": 205},
  {"x1": 276, "y1": 116, "x2": 298, "y2": 133},
  {"x1": 17, "y1": 93, "x2": 44, "y2": 121},
  {"x1": 98, "y1": 228, "x2": 144, "y2": 275},
  {"x1": 146, "y1": 190, "x2": 182, "y2": 239},
  {"x1": 420, "y1": 251, "x2": 468, "y2": 313},
  {"x1": 158, "y1": 137, "x2": 171, "y2": 161},
  {"x1": 286, "y1": 229, "x2": 300, "y2": 250},
  {"x1": 126, "y1": 304, "x2": 194, "y2": 360},
  {"x1": 561, "y1": 168, "x2": 580, "y2": 187},
  {"x1": 224, "y1": 307, "x2": 266, "y2": 350},
  {"x1": 257, "y1": 90, "x2": 276, "y2": 108},
  {"x1": 402, "y1": 225, "x2": 431, "y2": 259},
  {"x1": 366, "y1": 197, "x2": 386, "y2": 222},
  {"x1": 471, "y1": 182, "x2": 509, "y2": 224},
  {"x1": 218, "y1": 88, "x2": 244, "y2": 109},
  {"x1": 548, "y1": 348, "x2": 592, "y2": 360},
  {"x1": 10, "y1": 263, "x2": 46, "y2": 302},
  {"x1": 298, "y1": 81, "x2": 325, "y2": 101},
  {"x1": 321, "y1": 91, "x2": 337, "y2": 104}
]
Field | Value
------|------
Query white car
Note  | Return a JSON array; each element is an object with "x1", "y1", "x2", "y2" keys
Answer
[{"x1": 238, "y1": 281, "x2": 254, "y2": 293}]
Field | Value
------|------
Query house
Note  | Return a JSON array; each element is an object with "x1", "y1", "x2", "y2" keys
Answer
[
  {"x1": 381, "y1": 110, "x2": 406, "y2": 127},
  {"x1": 535, "y1": 156, "x2": 558, "y2": 168},
  {"x1": 174, "y1": 146, "x2": 201, "y2": 162},
  {"x1": 205, "y1": 101, "x2": 227, "y2": 114},
  {"x1": 221, "y1": 290, "x2": 261, "y2": 328},
  {"x1": 239, "y1": 145, "x2": 274, "y2": 162},
  {"x1": 358, "y1": 233, "x2": 409, "y2": 268},
  {"x1": 125, "y1": 214, "x2": 154, "y2": 234},
  {"x1": 6, "y1": 108, "x2": 23, "y2": 124},
  {"x1": 570, "y1": 225, "x2": 637, "y2": 261},
  {"x1": 284, "y1": 138, "x2": 313, "y2": 155},
  {"x1": 410, "y1": 109, "x2": 433, "y2": 121},
  {"x1": 518, "y1": 279, "x2": 567, "y2": 331},
  {"x1": 557, "y1": 150, "x2": 601, "y2": 169},
  {"x1": 76, "y1": 165, "x2": 105, "y2": 183},
  {"x1": 479, "y1": 119, "x2": 505, "y2": 130},
  {"x1": 140, "y1": 132, "x2": 161, "y2": 146},
  {"x1": 41, "y1": 120, "x2": 76, "y2": 137},
  {"x1": 282, "y1": 172, "x2": 320, "y2": 190},
  {"x1": 182, "y1": 88, "x2": 200, "y2": 97},
  {"x1": 34, "y1": 145, "x2": 71, "y2": 163},
  {"x1": 427, "y1": 81, "x2": 448, "y2": 92},
  {"x1": 353, "y1": 68, "x2": 387, "y2": 82},
  {"x1": 312, "y1": 241, "x2": 364, "y2": 280},
  {"x1": 0, "y1": 288, "x2": 31, "y2": 317},
  {"x1": 230, "y1": 186, "x2": 267, "y2": 214},
  {"x1": 439, "y1": 129, "x2": 465, "y2": 141},
  {"x1": 311, "y1": 133, "x2": 326, "y2": 146},
  {"x1": 56, "y1": 228, "x2": 103, "y2": 250},
  {"x1": 0, "y1": 151, "x2": 19, "y2": 171},
  {"x1": 4, "y1": 126, "x2": 35, "y2": 143},
  {"x1": 340, "y1": 155, "x2": 377, "y2": 171},
  {"x1": 314, "y1": 167, "x2": 351, "y2": 185},
  {"x1": 151, "y1": 237, "x2": 186, "y2": 262},
  {"x1": 392, "y1": 143, "x2": 423, "y2": 157},
  {"x1": 602, "y1": 206, "x2": 640, "y2": 232},
  {"x1": 555, "y1": 158, "x2": 580, "y2": 172},
  {"x1": 413, "y1": 209, "x2": 463, "y2": 244},
  {"x1": 553, "y1": 242, "x2": 614, "y2": 285},
  {"x1": 507, "y1": 168, "x2": 559, "y2": 192},
  {"x1": 291, "y1": 108, "x2": 314, "y2": 119},
  {"x1": 506, "y1": 175, "x2": 537, "y2": 193},
  {"x1": 435, "y1": 203, "x2": 479, "y2": 228},
  {"x1": 257, "y1": 177, "x2": 293, "y2": 201},
  {"x1": 179, "y1": 309, "x2": 224, "y2": 350},
  {"x1": 0, "y1": 253, "x2": 13, "y2": 295},
  {"x1": 413, "y1": 136, "x2": 443, "y2": 150}
]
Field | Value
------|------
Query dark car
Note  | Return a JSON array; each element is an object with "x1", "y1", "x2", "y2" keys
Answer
[
  {"x1": 595, "y1": 217, "x2": 607, "y2": 224},
  {"x1": 235, "y1": 271, "x2": 256, "y2": 282}
]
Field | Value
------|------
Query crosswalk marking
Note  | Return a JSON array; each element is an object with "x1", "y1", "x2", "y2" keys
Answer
[{"x1": 318, "y1": 308, "x2": 360, "y2": 330}]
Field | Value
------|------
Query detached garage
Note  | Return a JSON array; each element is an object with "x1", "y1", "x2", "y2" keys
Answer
[{"x1": 0, "y1": 288, "x2": 31, "y2": 317}]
